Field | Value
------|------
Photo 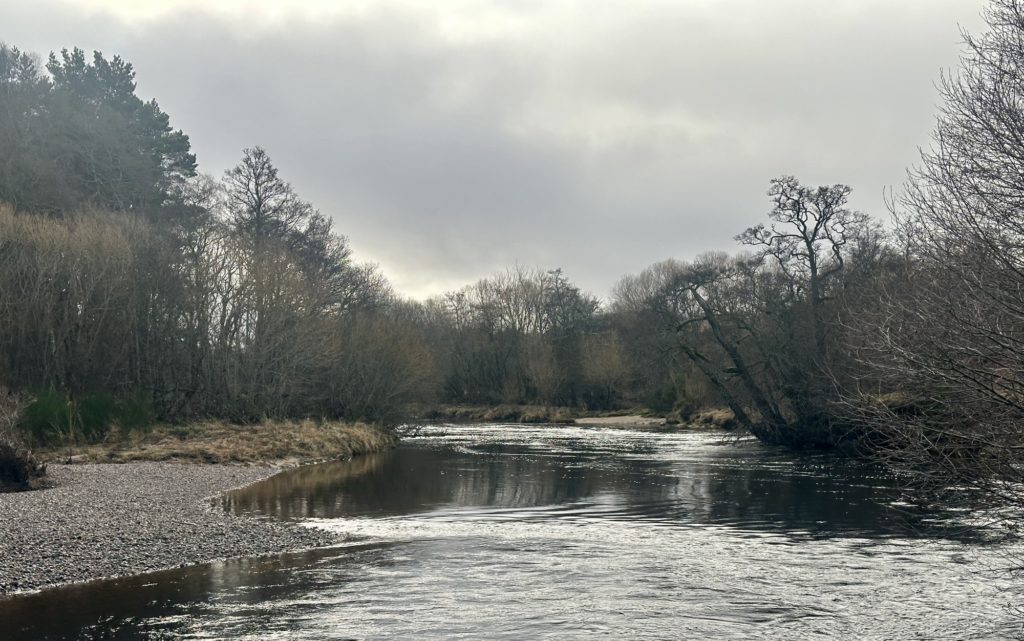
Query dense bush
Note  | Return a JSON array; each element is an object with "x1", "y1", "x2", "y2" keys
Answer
[
  {"x1": 17, "y1": 391, "x2": 157, "y2": 445},
  {"x1": 17, "y1": 391, "x2": 75, "y2": 444}
]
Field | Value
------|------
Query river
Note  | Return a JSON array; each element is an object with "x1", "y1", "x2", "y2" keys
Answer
[{"x1": 1, "y1": 424, "x2": 1020, "y2": 639}]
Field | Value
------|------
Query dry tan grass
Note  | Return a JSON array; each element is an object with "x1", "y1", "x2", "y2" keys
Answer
[
  {"x1": 686, "y1": 409, "x2": 738, "y2": 430},
  {"x1": 423, "y1": 404, "x2": 579, "y2": 424},
  {"x1": 40, "y1": 420, "x2": 397, "y2": 466}
]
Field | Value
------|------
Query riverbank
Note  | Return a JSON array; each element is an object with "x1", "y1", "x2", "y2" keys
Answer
[
  {"x1": 0, "y1": 421, "x2": 399, "y2": 596},
  {"x1": 416, "y1": 404, "x2": 736, "y2": 430},
  {"x1": 0, "y1": 463, "x2": 343, "y2": 596},
  {"x1": 418, "y1": 404, "x2": 580, "y2": 424},
  {"x1": 38, "y1": 420, "x2": 398, "y2": 466}
]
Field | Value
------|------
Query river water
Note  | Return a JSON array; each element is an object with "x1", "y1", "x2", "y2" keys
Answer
[{"x1": 2, "y1": 424, "x2": 1021, "y2": 639}]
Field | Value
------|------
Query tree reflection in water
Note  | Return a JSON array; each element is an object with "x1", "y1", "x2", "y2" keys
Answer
[{"x1": 223, "y1": 427, "x2": 970, "y2": 540}]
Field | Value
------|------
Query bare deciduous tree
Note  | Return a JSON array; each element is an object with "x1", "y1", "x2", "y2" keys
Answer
[{"x1": 843, "y1": 0, "x2": 1024, "y2": 512}]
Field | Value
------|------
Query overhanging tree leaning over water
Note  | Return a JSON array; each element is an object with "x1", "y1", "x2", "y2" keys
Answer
[{"x1": 651, "y1": 177, "x2": 882, "y2": 448}]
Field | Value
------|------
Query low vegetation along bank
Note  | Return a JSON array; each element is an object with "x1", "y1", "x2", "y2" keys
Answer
[
  {"x1": 420, "y1": 404, "x2": 582, "y2": 425},
  {"x1": 1, "y1": 400, "x2": 398, "y2": 492},
  {"x1": 415, "y1": 404, "x2": 738, "y2": 430},
  {"x1": 41, "y1": 420, "x2": 398, "y2": 466},
  {"x1": 0, "y1": 420, "x2": 398, "y2": 595}
]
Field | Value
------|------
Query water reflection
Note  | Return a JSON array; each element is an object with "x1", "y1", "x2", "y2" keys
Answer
[
  {"x1": 223, "y1": 428, "x2": 958, "y2": 539},
  {"x1": 0, "y1": 545, "x2": 389, "y2": 641}
]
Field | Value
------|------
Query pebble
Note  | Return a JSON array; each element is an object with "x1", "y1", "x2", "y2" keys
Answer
[{"x1": 0, "y1": 463, "x2": 340, "y2": 596}]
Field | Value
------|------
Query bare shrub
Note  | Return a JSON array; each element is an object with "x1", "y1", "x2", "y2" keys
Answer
[
  {"x1": 0, "y1": 386, "x2": 45, "y2": 491},
  {"x1": 841, "y1": 0, "x2": 1024, "y2": 515}
]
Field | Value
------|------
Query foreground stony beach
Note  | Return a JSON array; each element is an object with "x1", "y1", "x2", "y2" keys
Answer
[{"x1": 0, "y1": 463, "x2": 341, "y2": 595}]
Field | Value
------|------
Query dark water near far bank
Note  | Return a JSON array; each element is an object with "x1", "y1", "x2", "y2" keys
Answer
[{"x1": 1, "y1": 425, "x2": 1019, "y2": 639}]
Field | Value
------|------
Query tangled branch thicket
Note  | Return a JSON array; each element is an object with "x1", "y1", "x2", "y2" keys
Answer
[
  {"x1": 837, "y1": 0, "x2": 1024, "y2": 517},
  {"x1": 0, "y1": 387, "x2": 44, "y2": 490}
]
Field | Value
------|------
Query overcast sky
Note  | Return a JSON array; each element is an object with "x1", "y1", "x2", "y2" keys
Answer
[{"x1": 1, "y1": 0, "x2": 987, "y2": 299}]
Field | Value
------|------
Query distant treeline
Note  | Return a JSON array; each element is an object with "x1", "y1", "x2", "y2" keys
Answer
[{"x1": 4, "y1": 0, "x2": 1024, "y2": 515}]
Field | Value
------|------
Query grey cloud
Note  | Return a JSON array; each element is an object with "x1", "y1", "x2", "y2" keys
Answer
[{"x1": 0, "y1": 0, "x2": 987, "y2": 298}]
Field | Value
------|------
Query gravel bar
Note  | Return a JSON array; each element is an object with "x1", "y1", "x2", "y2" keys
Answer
[{"x1": 0, "y1": 463, "x2": 341, "y2": 596}]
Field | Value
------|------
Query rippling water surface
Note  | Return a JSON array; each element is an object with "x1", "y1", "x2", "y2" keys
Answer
[{"x1": 2, "y1": 424, "x2": 1020, "y2": 639}]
